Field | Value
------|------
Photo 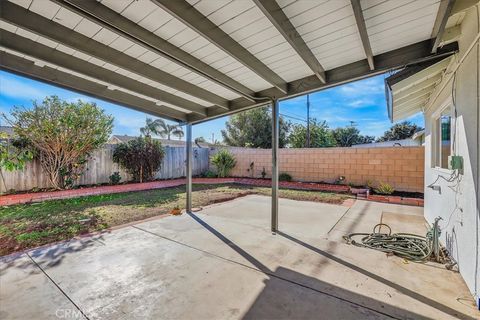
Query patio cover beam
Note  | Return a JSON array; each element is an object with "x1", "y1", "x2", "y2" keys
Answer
[
  {"x1": 0, "y1": 51, "x2": 188, "y2": 122},
  {"x1": 52, "y1": 0, "x2": 256, "y2": 103},
  {"x1": 151, "y1": 0, "x2": 288, "y2": 94},
  {"x1": 0, "y1": 30, "x2": 208, "y2": 117},
  {"x1": 0, "y1": 1, "x2": 229, "y2": 110},
  {"x1": 253, "y1": 0, "x2": 326, "y2": 83},
  {"x1": 431, "y1": 0, "x2": 456, "y2": 53},
  {"x1": 350, "y1": 0, "x2": 375, "y2": 70},
  {"x1": 189, "y1": 40, "x2": 458, "y2": 123}
]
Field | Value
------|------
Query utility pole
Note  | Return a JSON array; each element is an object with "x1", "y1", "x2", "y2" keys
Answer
[{"x1": 306, "y1": 94, "x2": 310, "y2": 148}]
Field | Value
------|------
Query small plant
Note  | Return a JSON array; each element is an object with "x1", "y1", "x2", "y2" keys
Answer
[
  {"x1": 261, "y1": 167, "x2": 267, "y2": 179},
  {"x1": 210, "y1": 149, "x2": 236, "y2": 178},
  {"x1": 335, "y1": 176, "x2": 346, "y2": 184},
  {"x1": 279, "y1": 172, "x2": 292, "y2": 182},
  {"x1": 109, "y1": 172, "x2": 122, "y2": 185},
  {"x1": 170, "y1": 205, "x2": 182, "y2": 215},
  {"x1": 365, "y1": 179, "x2": 374, "y2": 189},
  {"x1": 375, "y1": 182, "x2": 395, "y2": 195},
  {"x1": 202, "y1": 170, "x2": 217, "y2": 178}
]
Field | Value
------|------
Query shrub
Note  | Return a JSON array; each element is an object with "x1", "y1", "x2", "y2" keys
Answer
[
  {"x1": 109, "y1": 172, "x2": 122, "y2": 185},
  {"x1": 6, "y1": 96, "x2": 113, "y2": 189},
  {"x1": 113, "y1": 137, "x2": 164, "y2": 183},
  {"x1": 375, "y1": 182, "x2": 395, "y2": 195},
  {"x1": 202, "y1": 170, "x2": 217, "y2": 178},
  {"x1": 210, "y1": 149, "x2": 236, "y2": 178},
  {"x1": 279, "y1": 172, "x2": 292, "y2": 182},
  {"x1": 261, "y1": 167, "x2": 267, "y2": 179}
]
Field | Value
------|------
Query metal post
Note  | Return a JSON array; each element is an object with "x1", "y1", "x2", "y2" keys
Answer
[
  {"x1": 306, "y1": 94, "x2": 310, "y2": 148},
  {"x1": 271, "y1": 99, "x2": 279, "y2": 233},
  {"x1": 186, "y1": 123, "x2": 192, "y2": 212}
]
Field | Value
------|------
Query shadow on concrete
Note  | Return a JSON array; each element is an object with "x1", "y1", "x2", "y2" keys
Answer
[
  {"x1": 188, "y1": 212, "x2": 472, "y2": 319},
  {"x1": 0, "y1": 234, "x2": 104, "y2": 276},
  {"x1": 277, "y1": 231, "x2": 475, "y2": 320}
]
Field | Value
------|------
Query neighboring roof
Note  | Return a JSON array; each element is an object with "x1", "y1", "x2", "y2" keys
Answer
[
  {"x1": 0, "y1": 0, "x2": 458, "y2": 124},
  {"x1": 0, "y1": 126, "x2": 14, "y2": 137},
  {"x1": 108, "y1": 135, "x2": 213, "y2": 148}
]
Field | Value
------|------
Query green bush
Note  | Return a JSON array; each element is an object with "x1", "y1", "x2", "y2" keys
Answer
[
  {"x1": 210, "y1": 149, "x2": 236, "y2": 178},
  {"x1": 375, "y1": 182, "x2": 395, "y2": 195},
  {"x1": 7, "y1": 96, "x2": 113, "y2": 189},
  {"x1": 109, "y1": 172, "x2": 122, "y2": 185},
  {"x1": 202, "y1": 170, "x2": 217, "y2": 178},
  {"x1": 113, "y1": 137, "x2": 164, "y2": 183},
  {"x1": 279, "y1": 172, "x2": 292, "y2": 182}
]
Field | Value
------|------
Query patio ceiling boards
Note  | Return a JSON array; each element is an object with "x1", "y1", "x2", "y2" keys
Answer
[{"x1": 0, "y1": 0, "x2": 458, "y2": 125}]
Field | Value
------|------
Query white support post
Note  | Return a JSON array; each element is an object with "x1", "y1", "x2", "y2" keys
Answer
[
  {"x1": 186, "y1": 123, "x2": 192, "y2": 212},
  {"x1": 271, "y1": 99, "x2": 279, "y2": 233}
]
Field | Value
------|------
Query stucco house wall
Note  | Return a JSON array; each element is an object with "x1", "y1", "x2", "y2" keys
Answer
[{"x1": 423, "y1": 5, "x2": 480, "y2": 305}]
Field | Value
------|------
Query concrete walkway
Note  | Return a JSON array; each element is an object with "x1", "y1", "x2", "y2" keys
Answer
[{"x1": 1, "y1": 196, "x2": 476, "y2": 319}]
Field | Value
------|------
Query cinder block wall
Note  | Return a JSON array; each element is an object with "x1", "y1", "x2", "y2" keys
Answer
[{"x1": 212, "y1": 146, "x2": 424, "y2": 192}]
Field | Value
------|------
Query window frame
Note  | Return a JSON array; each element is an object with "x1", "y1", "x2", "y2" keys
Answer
[{"x1": 431, "y1": 98, "x2": 453, "y2": 171}]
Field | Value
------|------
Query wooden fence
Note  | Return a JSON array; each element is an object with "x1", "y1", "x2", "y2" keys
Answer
[{"x1": 0, "y1": 145, "x2": 210, "y2": 193}]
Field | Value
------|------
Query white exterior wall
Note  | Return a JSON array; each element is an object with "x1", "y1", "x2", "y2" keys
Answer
[{"x1": 423, "y1": 5, "x2": 480, "y2": 305}]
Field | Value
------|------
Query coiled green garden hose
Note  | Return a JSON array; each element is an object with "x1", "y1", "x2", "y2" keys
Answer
[{"x1": 343, "y1": 218, "x2": 443, "y2": 262}]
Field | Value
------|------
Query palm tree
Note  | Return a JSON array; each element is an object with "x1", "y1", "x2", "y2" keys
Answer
[
  {"x1": 140, "y1": 118, "x2": 157, "y2": 137},
  {"x1": 140, "y1": 118, "x2": 184, "y2": 140},
  {"x1": 194, "y1": 136, "x2": 206, "y2": 148}
]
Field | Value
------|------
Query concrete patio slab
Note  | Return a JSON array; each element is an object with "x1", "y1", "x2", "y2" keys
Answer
[{"x1": 1, "y1": 196, "x2": 478, "y2": 319}]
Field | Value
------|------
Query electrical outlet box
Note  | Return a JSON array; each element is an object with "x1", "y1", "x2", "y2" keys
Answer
[{"x1": 448, "y1": 155, "x2": 463, "y2": 172}]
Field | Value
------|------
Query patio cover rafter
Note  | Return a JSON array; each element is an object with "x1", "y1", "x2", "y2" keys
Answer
[
  {"x1": 253, "y1": 0, "x2": 326, "y2": 83},
  {"x1": 350, "y1": 0, "x2": 375, "y2": 70},
  {"x1": 431, "y1": 0, "x2": 456, "y2": 53},
  {"x1": 151, "y1": 0, "x2": 288, "y2": 94},
  {"x1": 0, "y1": 1, "x2": 230, "y2": 111},
  {"x1": 0, "y1": 30, "x2": 208, "y2": 117},
  {"x1": 51, "y1": 0, "x2": 257, "y2": 102},
  {"x1": 0, "y1": 52, "x2": 188, "y2": 122},
  {"x1": 189, "y1": 41, "x2": 458, "y2": 123}
]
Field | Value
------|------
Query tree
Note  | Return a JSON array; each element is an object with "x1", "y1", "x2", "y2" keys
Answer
[
  {"x1": 377, "y1": 121, "x2": 422, "y2": 142},
  {"x1": 7, "y1": 96, "x2": 113, "y2": 189},
  {"x1": 0, "y1": 134, "x2": 33, "y2": 191},
  {"x1": 113, "y1": 136, "x2": 165, "y2": 183},
  {"x1": 221, "y1": 107, "x2": 290, "y2": 148},
  {"x1": 194, "y1": 136, "x2": 206, "y2": 148},
  {"x1": 139, "y1": 118, "x2": 158, "y2": 137},
  {"x1": 332, "y1": 127, "x2": 375, "y2": 147},
  {"x1": 141, "y1": 118, "x2": 184, "y2": 140},
  {"x1": 289, "y1": 120, "x2": 336, "y2": 148}
]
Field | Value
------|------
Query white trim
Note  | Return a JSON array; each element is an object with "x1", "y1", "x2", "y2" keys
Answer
[{"x1": 431, "y1": 96, "x2": 454, "y2": 169}]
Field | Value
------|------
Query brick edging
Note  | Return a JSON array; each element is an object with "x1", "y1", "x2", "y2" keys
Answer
[
  {"x1": 0, "y1": 178, "x2": 422, "y2": 207},
  {"x1": 366, "y1": 194, "x2": 424, "y2": 207}
]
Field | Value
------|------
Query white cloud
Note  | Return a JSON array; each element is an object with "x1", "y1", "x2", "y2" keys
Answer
[
  {"x1": 339, "y1": 77, "x2": 385, "y2": 96},
  {"x1": 0, "y1": 76, "x2": 50, "y2": 100},
  {"x1": 347, "y1": 99, "x2": 375, "y2": 108}
]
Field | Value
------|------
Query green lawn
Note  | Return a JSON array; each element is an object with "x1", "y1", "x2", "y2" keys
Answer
[{"x1": 0, "y1": 184, "x2": 351, "y2": 256}]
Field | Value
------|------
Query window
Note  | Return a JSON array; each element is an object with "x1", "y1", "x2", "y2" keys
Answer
[{"x1": 435, "y1": 108, "x2": 452, "y2": 169}]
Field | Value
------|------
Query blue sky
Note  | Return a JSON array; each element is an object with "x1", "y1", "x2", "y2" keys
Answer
[{"x1": 0, "y1": 70, "x2": 423, "y2": 142}]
